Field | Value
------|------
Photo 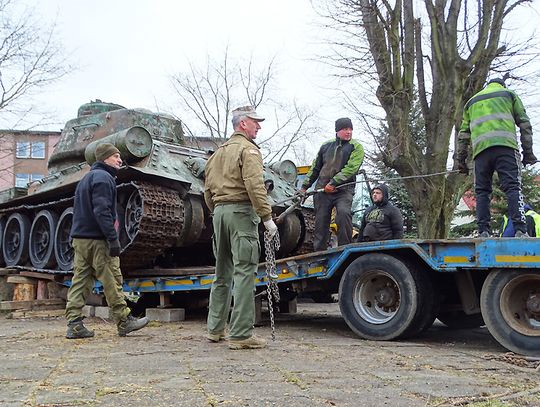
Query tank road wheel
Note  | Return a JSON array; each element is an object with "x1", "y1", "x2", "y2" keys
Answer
[
  {"x1": 29, "y1": 210, "x2": 59, "y2": 269},
  {"x1": 0, "y1": 217, "x2": 5, "y2": 266},
  {"x1": 2, "y1": 213, "x2": 31, "y2": 266},
  {"x1": 54, "y1": 207, "x2": 74, "y2": 271},
  {"x1": 339, "y1": 253, "x2": 427, "y2": 340},
  {"x1": 124, "y1": 189, "x2": 143, "y2": 241},
  {"x1": 276, "y1": 212, "x2": 303, "y2": 257},
  {"x1": 437, "y1": 311, "x2": 484, "y2": 329},
  {"x1": 480, "y1": 269, "x2": 540, "y2": 356}
]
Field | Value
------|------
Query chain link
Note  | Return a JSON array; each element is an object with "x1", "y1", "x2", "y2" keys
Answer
[{"x1": 264, "y1": 229, "x2": 280, "y2": 341}]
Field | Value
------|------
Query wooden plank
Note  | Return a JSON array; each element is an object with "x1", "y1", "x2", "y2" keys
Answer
[
  {"x1": 19, "y1": 271, "x2": 58, "y2": 281},
  {"x1": 10, "y1": 309, "x2": 65, "y2": 319},
  {"x1": 7, "y1": 275, "x2": 37, "y2": 284},
  {"x1": 0, "y1": 269, "x2": 16, "y2": 276},
  {"x1": 0, "y1": 298, "x2": 65, "y2": 311},
  {"x1": 126, "y1": 266, "x2": 215, "y2": 277}
]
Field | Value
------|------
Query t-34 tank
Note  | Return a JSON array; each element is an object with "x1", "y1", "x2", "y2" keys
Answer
[{"x1": 0, "y1": 100, "x2": 313, "y2": 274}]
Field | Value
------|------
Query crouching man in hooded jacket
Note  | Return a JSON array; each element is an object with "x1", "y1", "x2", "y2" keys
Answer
[{"x1": 358, "y1": 184, "x2": 404, "y2": 241}]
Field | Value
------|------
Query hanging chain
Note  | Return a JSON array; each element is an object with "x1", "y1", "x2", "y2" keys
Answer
[{"x1": 264, "y1": 229, "x2": 280, "y2": 341}]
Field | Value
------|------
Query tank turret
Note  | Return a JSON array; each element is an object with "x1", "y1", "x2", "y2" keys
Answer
[{"x1": 0, "y1": 101, "x2": 313, "y2": 274}]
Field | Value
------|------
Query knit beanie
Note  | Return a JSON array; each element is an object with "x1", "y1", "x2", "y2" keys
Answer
[
  {"x1": 95, "y1": 143, "x2": 120, "y2": 161},
  {"x1": 335, "y1": 117, "x2": 353, "y2": 132}
]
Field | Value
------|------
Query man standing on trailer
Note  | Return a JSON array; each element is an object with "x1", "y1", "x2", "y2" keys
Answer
[
  {"x1": 65, "y1": 143, "x2": 149, "y2": 339},
  {"x1": 299, "y1": 117, "x2": 364, "y2": 251},
  {"x1": 204, "y1": 106, "x2": 278, "y2": 350},
  {"x1": 457, "y1": 77, "x2": 537, "y2": 237}
]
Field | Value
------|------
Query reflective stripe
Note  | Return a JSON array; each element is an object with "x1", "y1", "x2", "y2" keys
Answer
[
  {"x1": 470, "y1": 112, "x2": 514, "y2": 128},
  {"x1": 471, "y1": 131, "x2": 517, "y2": 148}
]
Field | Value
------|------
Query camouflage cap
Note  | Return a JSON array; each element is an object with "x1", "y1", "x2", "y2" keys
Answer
[{"x1": 232, "y1": 106, "x2": 265, "y2": 122}]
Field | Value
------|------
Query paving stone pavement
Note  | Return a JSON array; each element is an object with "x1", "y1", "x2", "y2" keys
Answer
[{"x1": 0, "y1": 302, "x2": 538, "y2": 407}]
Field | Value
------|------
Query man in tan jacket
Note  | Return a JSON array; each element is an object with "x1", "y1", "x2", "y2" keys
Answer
[{"x1": 204, "y1": 105, "x2": 277, "y2": 350}]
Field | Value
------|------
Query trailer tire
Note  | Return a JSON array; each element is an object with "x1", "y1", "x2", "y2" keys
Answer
[
  {"x1": 338, "y1": 253, "x2": 423, "y2": 340},
  {"x1": 438, "y1": 311, "x2": 484, "y2": 329},
  {"x1": 400, "y1": 259, "x2": 438, "y2": 338},
  {"x1": 480, "y1": 269, "x2": 540, "y2": 356}
]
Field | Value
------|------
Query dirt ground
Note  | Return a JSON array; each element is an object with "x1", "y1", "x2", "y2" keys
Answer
[{"x1": 0, "y1": 301, "x2": 539, "y2": 407}]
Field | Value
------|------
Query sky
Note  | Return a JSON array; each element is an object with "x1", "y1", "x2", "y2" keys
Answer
[
  {"x1": 5, "y1": 0, "x2": 540, "y2": 161},
  {"x1": 20, "y1": 0, "x2": 336, "y2": 135}
]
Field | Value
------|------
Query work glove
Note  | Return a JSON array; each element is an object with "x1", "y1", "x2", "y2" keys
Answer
[
  {"x1": 522, "y1": 151, "x2": 538, "y2": 166},
  {"x1": 457, "y1": 159, "x2": 469, "y2": 175},
  {"x1": 108, "y1": 239, "x2": 121, "y2": 257},
  {"x1": 324, "y1": 183, "x2": 337, "y2": 194},
  {"x1": 263, "y1": 219, "x2": 278, "y2": 238}
]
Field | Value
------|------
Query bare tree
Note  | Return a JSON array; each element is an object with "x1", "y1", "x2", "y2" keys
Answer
[
  {"x1": 170, "y1": 47, "x2": 320, "y2": 163},
  {"x1": 316, "y1": 0, "x2": 538, "y2": 238},
  {"x1": 0, "y1": 0, "x2": 70, "y2": 126}
]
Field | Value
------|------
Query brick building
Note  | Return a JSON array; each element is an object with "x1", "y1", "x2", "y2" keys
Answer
[{"x1": 0, "y1": 130, "x2": 61, "y2": 192}]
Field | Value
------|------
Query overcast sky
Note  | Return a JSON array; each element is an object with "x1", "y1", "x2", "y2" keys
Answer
[
  {"x1": 7, "y1": 0, "x2": 540, "y2": 160},
  {"x1": 23, "y1": 1, "x2": 336, "y2": 133}
]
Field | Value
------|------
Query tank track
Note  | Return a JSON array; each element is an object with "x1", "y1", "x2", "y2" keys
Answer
[
  {"x1": 120, "y1": 182, "x2": 185, "y2": 271},
  {"x1": 296, "y1": 207, "x2": 315, "y2": 254}
]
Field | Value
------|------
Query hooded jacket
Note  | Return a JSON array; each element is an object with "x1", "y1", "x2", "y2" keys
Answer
[
  {"x1": 70, "y1": 161, "x2": 119, "y2": 242},
  {"x1": 359, "y1": 184, "x2": 404, "y2": 241}
]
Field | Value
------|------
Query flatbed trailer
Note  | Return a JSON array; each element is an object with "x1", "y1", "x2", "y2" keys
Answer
[{"x1": 112, "y1": 237, "x2": 540, "y2": 356}]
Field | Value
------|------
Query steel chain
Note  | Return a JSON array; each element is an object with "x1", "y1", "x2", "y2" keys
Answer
[{"x1": 264, "y1": 229, "x2": 280, "y2": 341}]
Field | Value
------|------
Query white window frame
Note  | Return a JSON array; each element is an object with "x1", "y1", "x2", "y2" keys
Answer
[
  {"x1": 15, "y1": 173, "x2": 30, "y2": 187},
  {"x1": 31, "y1": 142, "x2": 46, "y2": 159},
  {"x1": 15, "y1": 142, "x2": 31, "y2": 158}
]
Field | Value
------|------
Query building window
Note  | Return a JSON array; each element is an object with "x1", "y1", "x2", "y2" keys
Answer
[
  {"x1": 15, "y1": 174, "x2": 30, "y2": 187},
  {"x1": 15, "y1": 142, "x2": 30, "y2": 158},
  {"x1": 31, "y1": 142, "x2": 45, "y2": 158},
  {"x1": 14, "y1": 173, "x2": 44, "y2": 188},
  {"x1": 16, "y1": 141, "x2": 46, "y2": 159}
]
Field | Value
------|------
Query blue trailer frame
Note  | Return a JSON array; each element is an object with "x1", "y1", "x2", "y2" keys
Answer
[
  {"x1": 83, "y1": 237, "x2": 540, "y2": 357},
  {"x1": 100, "y1": 238, "x2": 540, "y2": 294}
]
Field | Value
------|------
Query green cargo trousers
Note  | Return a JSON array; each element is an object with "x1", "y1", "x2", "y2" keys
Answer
[
  {"x1": 207, "y1": 203, "x2": 260, "y2": 340},
  {"x1": 65, "y1": 238, "x2": 130, "y2": 323}
]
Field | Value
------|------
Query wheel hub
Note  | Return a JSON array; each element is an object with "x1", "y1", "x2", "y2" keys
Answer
[
  {"x1": 375, "y1": 286, "x2": 398, "y2": 308},
  {"x1": 526, "y1": 292, "x2": 540, "y2": 316}
]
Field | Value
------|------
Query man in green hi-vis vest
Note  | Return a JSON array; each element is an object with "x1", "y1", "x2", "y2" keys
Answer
[{"x1": 457, "y1": 78, "x2": 537, "y2": 237}]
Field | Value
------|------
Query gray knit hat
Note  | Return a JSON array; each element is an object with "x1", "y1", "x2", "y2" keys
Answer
[
  {"x1": 335, "y1": 117, "x2": 353, "y2": 132},
  {"x1": 95, "y1": 143, "x2": 120, "y2": 161}
]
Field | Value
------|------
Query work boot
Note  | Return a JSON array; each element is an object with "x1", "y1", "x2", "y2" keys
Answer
[
  {"x1": 117, "y1": 315, "x2": 149, "y2": 337},
  {"x1": 479, "y1": 231, "x2": 491, "y2": 238},
  {"x1": 207, "y1": 330, "x2": 226, "y2": 343},
  {"x1": 66, "y1": 318, "x2": 94, "y2": 339},
  {"x1": 228, "y1": 335, "x2": 267, "y2": 350},
  {"x1": 515, "y1": 230, "x2": 530, "y2": 238}
]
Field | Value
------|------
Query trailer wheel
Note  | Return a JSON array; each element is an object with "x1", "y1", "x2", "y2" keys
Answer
[
  {"x1": 338, "y1": 253, "x2": 422, "y2": 340},
  {"x1": 438, "y1": 311, "x2": 484, "y2": 329},
  {"x1": 480, "y1": 269, "x2": 540, "y2": 356}
]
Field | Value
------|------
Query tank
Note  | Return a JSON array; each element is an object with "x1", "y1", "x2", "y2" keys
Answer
[{"x1": 0, "y1": 101, "x2": 314, "y2": 274}]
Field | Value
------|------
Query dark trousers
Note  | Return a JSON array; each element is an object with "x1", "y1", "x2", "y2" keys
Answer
[
  {"x1": 474, "y1": 146, "x2": 526, "y2": 233},
  {"x1": 313, "y1": 189, "x2": 353, "y2": 251}
]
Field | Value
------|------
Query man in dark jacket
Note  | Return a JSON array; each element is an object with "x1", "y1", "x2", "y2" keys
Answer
[
  {"x1": 65, "y1": 143, "x2": 149, "y2": 339},
  {"x1": 300, "y1": 117, "x2": 364, "y2": 251},
  {"x1": 359, "y1": 184, "x2": 404, "y2": 241}
]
